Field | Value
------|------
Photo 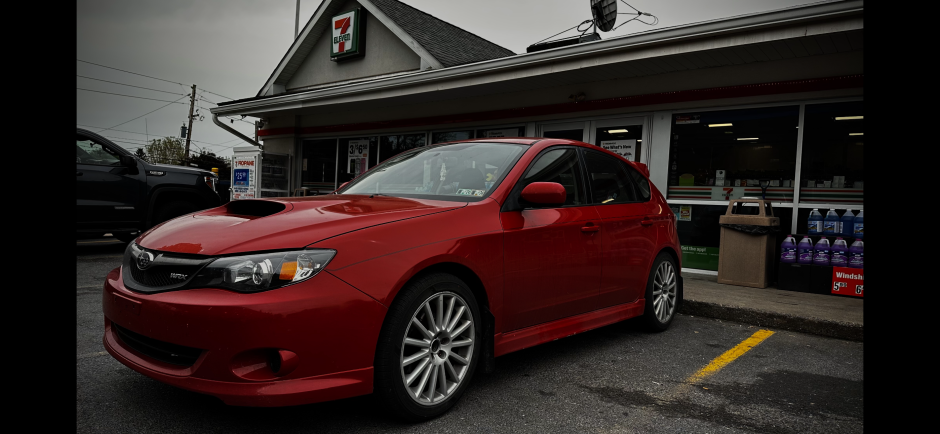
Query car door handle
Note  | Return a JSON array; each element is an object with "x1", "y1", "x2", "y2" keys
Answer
[
  {"x1": 76, "y1": 171, "x2": 83, "y2": 176},
  {"x1": 581, "y1": 223, "x2": 600, "y2": 232},
  {"x1": 640, "y1": 216, "x2": 654, "y2": 226}
]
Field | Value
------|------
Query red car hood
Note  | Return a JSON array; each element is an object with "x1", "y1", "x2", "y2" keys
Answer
[{"x1": 136, "y1": 195, "x2": 466, "y2": 255}]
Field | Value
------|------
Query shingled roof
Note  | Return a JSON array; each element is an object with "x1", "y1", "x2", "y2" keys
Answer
[{"x1": 368, "y1": 0, "x2": 516, "y2": 67}]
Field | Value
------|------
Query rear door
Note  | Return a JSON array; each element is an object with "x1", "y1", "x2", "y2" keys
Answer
[
  {"x1": 501, "y1": 146, "x2": 602, "y2": 331},
  {"x1": 581, "y1": 148, "x2": 656, "y2": 307},
  {"x1": 76, "y1": 135, "x2": 142, "y2": 229}
]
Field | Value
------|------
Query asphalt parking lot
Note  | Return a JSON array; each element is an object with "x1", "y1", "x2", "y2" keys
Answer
[{"x1": 77, "y1": 238, "x2": 863, "y2": 433}]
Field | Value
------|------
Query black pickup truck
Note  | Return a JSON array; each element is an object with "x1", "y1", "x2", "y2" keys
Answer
[{"x1": 77, "y1": 128, "x2": 221, "y2": 242}]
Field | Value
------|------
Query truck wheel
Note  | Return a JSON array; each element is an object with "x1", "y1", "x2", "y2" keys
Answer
[{"x1": 153, "y1": 201, "x2": 199, "y2": 226}]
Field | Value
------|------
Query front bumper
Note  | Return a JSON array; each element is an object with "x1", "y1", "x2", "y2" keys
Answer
[{"x1": 102, "y1": 266, "x2": 387, "y2": 407}]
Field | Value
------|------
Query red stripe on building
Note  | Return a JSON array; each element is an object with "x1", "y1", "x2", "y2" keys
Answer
[{"x1": 258, "y1": 74, "x2": 864, "y2": 137}]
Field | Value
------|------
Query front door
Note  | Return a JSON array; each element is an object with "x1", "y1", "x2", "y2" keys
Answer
[
  {"x1": 581, "y1": 148, "x2": 657, "y2": 307},
  {"x1": 76, "y1": 135, "x2": 141, "y2": 230},
  {"x1": 501, "y1": 147, "x2": 601, "y2": 331}
]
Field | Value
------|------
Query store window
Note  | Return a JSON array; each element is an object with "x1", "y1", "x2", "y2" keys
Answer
[
  {"x1": 476, "y1": 126, "x2": 525, "y2": 139},
  {"x1": 798, "y1": 101, "x2": 863, "y2": 205},
  {"x1": 379, "y1": 133, "x2": 426, "y2": 163},
  {"x1": 672, "y1": 204, "x2": 793, "y2": 271},
  {"x1": 338, "y1": 136, "x2": 378, "y2": 184},
  {"x1": 431, "y1": 130, "x2": 472, "y2": 144},
  {"x1": 301, "y1": 139, "x2": 337, "y2": 194},
  {"x1": 596, "y1": 125, "x2": 643, "y2": 162},
  {"x1": 260, "y1": 153, "x2": 290, "y2": 197},
  {"x1": 667, "y1": 106, "x2": 799, "y2": 202}
]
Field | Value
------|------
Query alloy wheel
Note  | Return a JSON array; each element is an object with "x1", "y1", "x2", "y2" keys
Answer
[
  {"x1": 652, "y1": 261, "x2": 677, "y2": 323},
  {"x1": 400, "y1": 291, "x2": 475, "y2": 406}
]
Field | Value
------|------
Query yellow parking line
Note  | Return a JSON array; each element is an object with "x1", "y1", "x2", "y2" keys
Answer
[{"x1": 686, "y1": 329, "x2": 775, "y2": 384}]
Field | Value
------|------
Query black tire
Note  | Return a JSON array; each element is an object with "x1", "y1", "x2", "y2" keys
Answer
[
  {"x1": 641, "y1": 252, "x2": 680, "y2": 332},
  {"x1": 112, "y1": 231, "x2": 139, "y2": 243},
  {"x1": 374, "y1": 273, "x2": 482, "y2": 422},
  {"x1": 152, "y1": 201, "x2": 199, "y2": 227}
]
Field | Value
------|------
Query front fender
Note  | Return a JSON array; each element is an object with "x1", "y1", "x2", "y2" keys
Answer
[{"x1": 317, "y1": 199, "x2": 505, "y2": 330}]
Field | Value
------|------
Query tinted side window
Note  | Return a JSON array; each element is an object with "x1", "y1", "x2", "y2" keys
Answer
[
  {"x1": 583, "y1": 150, "x2": 637, "y2": 204},
  {"x1": 520, "y1": 148, "x2": 586, "y2": 206},
  {"x1": 77, "y1": 136, "x2": 121, "y2": 166},
  {"x1": 625, "y1": 163, "x2": 651, "y2": 201}
]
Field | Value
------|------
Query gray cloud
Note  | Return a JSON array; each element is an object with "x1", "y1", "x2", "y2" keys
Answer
[{"x1": 77, "y1": 0, "x2": 820, "y2": 158}]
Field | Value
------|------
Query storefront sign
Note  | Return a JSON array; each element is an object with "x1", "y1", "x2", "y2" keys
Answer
[
  {"x1": 681, "y1": 245, "x2": 719, "y2": 271},
  {"x1": 831, "y1": 267, "x2": 863, "y2": 297},
  {"x1": 600, "y1": 140, "x2": 637, "y2": 161},
  {"x1": 347, "y1": 139, "x2": 369, "y2": 178},
  {"x1": 331, "y1": 9, "x2": 362, "y2": 60},
  {"x1": 231, "y1": 155, "x2": 256, "y2": 200},
  {"x1": 675, "y1": 115, "x2": 700, "y2": 124},
  {"x1": 678, "y1": 205, "x2": 692, "y2": 221}
]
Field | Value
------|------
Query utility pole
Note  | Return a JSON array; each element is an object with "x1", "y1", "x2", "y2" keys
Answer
[{"x1": 184, "y1": 84, "x2": 196, "y2": 161}]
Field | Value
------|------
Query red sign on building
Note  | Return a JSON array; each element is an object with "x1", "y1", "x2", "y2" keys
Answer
[{"x1": 831, "y1": 267, "x2": 863, "y2": 297}]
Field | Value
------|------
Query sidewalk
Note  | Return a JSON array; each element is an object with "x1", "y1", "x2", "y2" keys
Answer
[{"x1": 678, "y1": 272, "x2": 863, "y2": 341}]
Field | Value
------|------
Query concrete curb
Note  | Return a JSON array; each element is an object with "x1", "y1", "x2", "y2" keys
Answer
[{"x1": 678, "y1": 299, "x2": 863, "y2": 341}]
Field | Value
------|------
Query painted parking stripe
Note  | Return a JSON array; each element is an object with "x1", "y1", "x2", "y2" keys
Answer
[{"x1": 686, "y1": 329, "x2": 775, "y2": 384}]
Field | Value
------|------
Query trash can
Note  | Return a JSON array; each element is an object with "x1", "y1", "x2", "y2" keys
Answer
[{"x1": 717, "y1": 199, "x2": 780, "y2": 288}]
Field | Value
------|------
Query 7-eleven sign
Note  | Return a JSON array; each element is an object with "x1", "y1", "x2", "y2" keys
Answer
[{"x1": 331, "y1": 9, "x2": 362, "y2": 60}]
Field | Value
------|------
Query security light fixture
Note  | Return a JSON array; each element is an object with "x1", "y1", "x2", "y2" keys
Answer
[
  {"x1": 708, "y1": 123, "x2": 732, "y2": 127},
  {"x1": 737, "y1": 137, "x2": 759, "y2": 141},
  {"x1": 835, "y1": 116, "x2": 863, "y2": 120},
  {"x1": 849, "y1": 133, "x2": 863, "y2": 136},
  {"x1": 607, "y1": 129, "x2": 628, "y2": 133}
]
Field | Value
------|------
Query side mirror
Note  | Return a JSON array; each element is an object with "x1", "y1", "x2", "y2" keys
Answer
[
  {"x1": 120, "y1": 155, "x2": 136, "y2": 167},
  {"x1": 520, "y1": 182, "x2": 566, "y2": 207}
]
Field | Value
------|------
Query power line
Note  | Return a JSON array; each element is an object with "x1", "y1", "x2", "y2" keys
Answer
[
  {"x1": 77, "y1": 87, "x2": 191, "y2": 104},
  {"x1": 77, "y1": 58, "x2": 236, "y2": 100},
  {"x1": 77, "y1": 59, "x2": 184, "y2": 87},
  {"x1": 94, "y1": 94, "x2": 190, "y2": 135},
  {"x1": 76, "y1": 75, "x2": 189, "y2": 97}
]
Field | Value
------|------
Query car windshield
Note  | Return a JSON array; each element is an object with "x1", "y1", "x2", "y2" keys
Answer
[{"x1": 340, "y1": 142, "x2": 527, "y2": 201}]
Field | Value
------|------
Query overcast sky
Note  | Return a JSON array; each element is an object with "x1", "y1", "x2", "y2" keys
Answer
[{"x1": 77, "y1": 0, "x2": 824, "y2": 159}]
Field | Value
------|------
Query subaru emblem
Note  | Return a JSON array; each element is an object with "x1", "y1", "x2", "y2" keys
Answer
[{"x1": 137, "y1": 251, "x2": 154, "y2": 270}]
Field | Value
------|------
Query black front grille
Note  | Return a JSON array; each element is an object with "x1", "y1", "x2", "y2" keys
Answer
[
  {"x1": 129, "y1": 264, "x2": 203, "y2": 287},
  {"x1": 112, "y1": 323, "x2": 203, "y2": 367},
  {"x1": 122, "y1": 244, "x2": 212, "y2": 293}
]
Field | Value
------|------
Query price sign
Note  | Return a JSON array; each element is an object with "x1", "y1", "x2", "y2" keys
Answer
[{"x1": 831, "y1": 267, "x2": 863, "y2": 297}]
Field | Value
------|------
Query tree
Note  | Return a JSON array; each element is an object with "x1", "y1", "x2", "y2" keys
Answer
[
  {"x1": 145, "y1": 137, "x2": 186, "y2": 165},
  {"x1": 190, "y1": 149, "x2": 230, "y2": 180},
  {"x1": 134, "y1": 148, "x2": 148, "y2": 162}
]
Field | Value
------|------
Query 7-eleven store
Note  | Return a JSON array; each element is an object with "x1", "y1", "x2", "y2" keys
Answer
[{"x1": 211, "y1": 0, "x2": 864, "y2": 273}]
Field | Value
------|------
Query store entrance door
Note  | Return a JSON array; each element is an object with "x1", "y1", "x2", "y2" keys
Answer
[
  {"x1": 590, "y1": 117, "x2": 648, "y2": 164},
  {"x1": 539, "y1": 121, "x2": 588, "y2": 142},
  {"x1": 301, "y1": 139, "x2": 338, "y2": 195}
]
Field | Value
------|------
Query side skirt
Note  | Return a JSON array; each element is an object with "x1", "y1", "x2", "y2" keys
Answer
[{"x1": 493, "y1": 299, "x2": 646, "y2": 358}]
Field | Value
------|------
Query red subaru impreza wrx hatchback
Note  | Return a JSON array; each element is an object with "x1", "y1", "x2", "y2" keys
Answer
[{"x1": 102, "y1": 138, "x2": 682, "y2": 421}]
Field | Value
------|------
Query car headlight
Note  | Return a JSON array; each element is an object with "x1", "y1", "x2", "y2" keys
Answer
[{"x1": 188, "y1": 249, "x2": 336, "y2": 293}]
